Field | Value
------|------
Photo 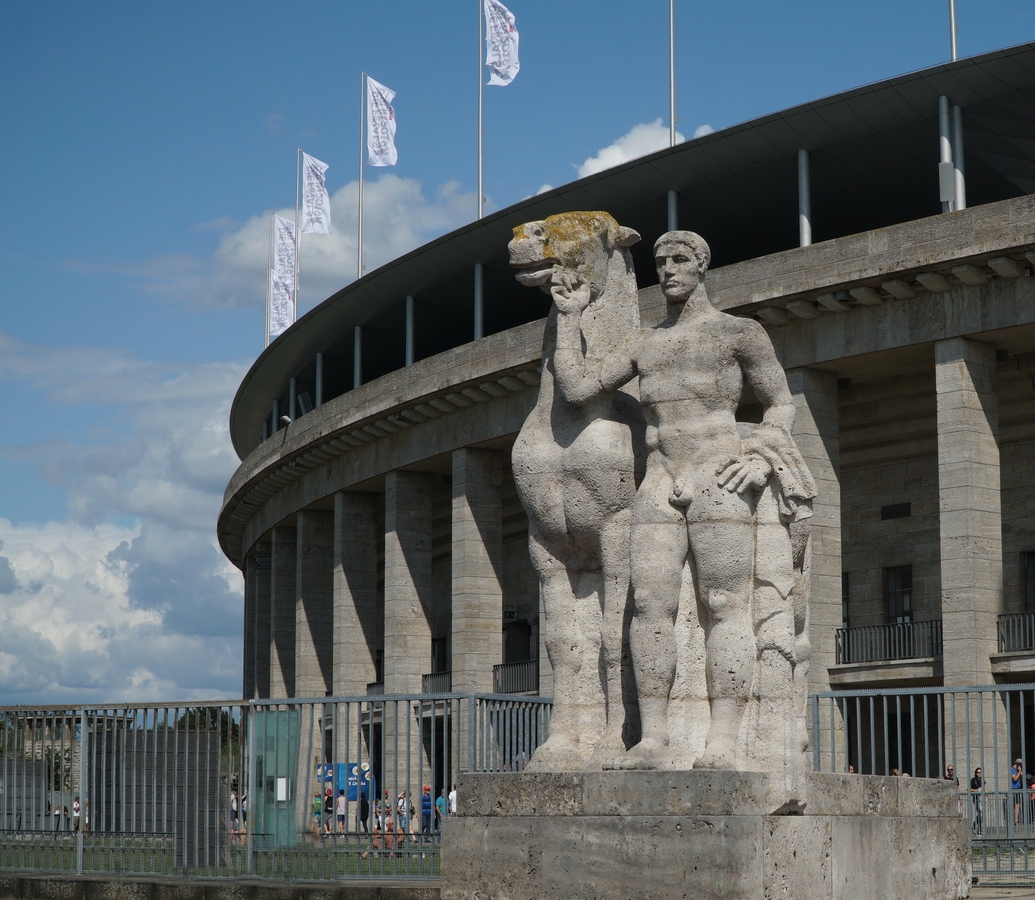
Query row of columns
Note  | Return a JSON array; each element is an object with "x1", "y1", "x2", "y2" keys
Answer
[{"x1": 245, "y1": 449, "x2": 505, "y2": 701}]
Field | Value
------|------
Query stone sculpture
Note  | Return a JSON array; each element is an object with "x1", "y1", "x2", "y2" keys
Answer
[
  {"x1": 508, "y1": 211, "x2": 644, "y2": 770},
  {"x1": 510, "y1": 217, "x2": 816, "y2": 774}
]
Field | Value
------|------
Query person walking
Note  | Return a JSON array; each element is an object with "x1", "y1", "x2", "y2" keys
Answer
[{"x1": 971, "y1": 767, "x2": 985, "y2": 836}]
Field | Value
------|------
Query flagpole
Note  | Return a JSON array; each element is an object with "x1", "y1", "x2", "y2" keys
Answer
[
  {"x1": 477, "y1": 0, "x2": 484, "y2": 220},
  {"x1": 948, "y1": 0, "x2": 957, "y2": 61},
  {"x1": 358, "y1": 72, "x2": 366, "y2": 279},
  {"x1": 669, "y1": 0, "x2": 676, "y2": 147},
  {"x1": 265, "y1": 212, "x2": 273, "y2": 347},
  {"x1": 294, "y1": 148, "x2": 301, "y2": 321}
]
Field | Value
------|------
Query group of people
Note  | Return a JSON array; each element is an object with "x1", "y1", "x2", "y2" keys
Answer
[
  {"x1": 309, "y1": 783, "x2": 458, "y2": 846},
  {"x1": 360, "y1": 785, "x2": 457, "y2": 857},
  {"x1": 945, "y1": 761, "x2": 1035, "y2": 837}
]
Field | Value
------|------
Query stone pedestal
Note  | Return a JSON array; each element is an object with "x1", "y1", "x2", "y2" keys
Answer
[{"x1": 441, "y1": 771, "x2": 970, "y2": 900}]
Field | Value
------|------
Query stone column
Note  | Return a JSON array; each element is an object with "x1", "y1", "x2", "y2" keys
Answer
[
  {"x1": 296, "y1": 509, "x2": 334, "y2": 698},
  {"x1": 270, "y1": 526, "x2": 297, "y2": 698},
  {"x1": 787, "y1": 367, "x2": 843, "y2": 770},
  {"x1": 384, "y1": 471, "x2": 435, "y2": 694},
  {"x1": 333, "y1": 491, "x2": 382, "y2": 695},
  {"x1": 936, "y1": 337, "x2": 1001, "y2": 685},
  {"x1": 786, "y1": 367, "x2": 842, "y2": 691},
  {"x1": 451, "y1": 448, "x2": 504, "y2": 694},
  {"x1": 936, "y1": 338, "x2": 1006, "y2": 792},
  {"x1": 253, "y1": 540, "x2": 272, "y2": 699},
  {"x1": 243, "y1": 553, "x2": 257, "y2": 699}
]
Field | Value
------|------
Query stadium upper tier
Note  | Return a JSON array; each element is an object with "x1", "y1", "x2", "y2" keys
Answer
[{"x1": 229, "y1": 42, "x2": 1035, "y2": 460}]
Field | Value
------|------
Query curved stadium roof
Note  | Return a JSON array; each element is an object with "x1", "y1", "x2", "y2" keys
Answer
[{"x1": 229, "y1": 41, "x2": 1035, "y2": 458}]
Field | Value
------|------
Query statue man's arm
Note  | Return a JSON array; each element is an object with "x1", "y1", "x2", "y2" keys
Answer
[
  {"x1": 552, "y1": 278, "x2": 636, "y2": 404},
  {"x1": 737, "y1": 319, "x2": 795, "y2": 432},
  {"x1": 716, "y1": 319, "x2": 794, "y2": 495}
]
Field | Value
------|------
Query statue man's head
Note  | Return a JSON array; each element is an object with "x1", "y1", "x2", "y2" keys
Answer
[{"x1": 654, "y1": 231, "x2": 711, "y2": 305}]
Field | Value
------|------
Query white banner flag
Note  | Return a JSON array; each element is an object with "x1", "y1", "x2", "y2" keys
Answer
[
  {"x1": 366, "y1": 77, "x2": 398, "y2": 167},
  {"x1": 269, "y1": 215, "x2": 296, "y2": 340},
  {"x1": 301, "y1": 152, "x2": 331, "y2": 234},
  {"x1": 484, "y1": 0, "x2": 519, "y2": 86}
]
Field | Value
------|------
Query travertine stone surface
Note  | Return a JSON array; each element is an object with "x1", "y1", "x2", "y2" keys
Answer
[
  {"x1": 295, "y1": 509, "x2": 334, "y2": 697},
  {"x1": 510, "y1": 219, "x2": 815, "y2": 773},
  {"x1": 440, "y1": 772, "x2": 970, "y2": 900},
  {"x1": 333, "y1": 491, "x2": 381, "y2": 695},
  {"x1": 451, "y1": 448, "x2": 504, "y2": 695},
  {"x1": 269, "y1": 525, "x2": 296, "y2": 698},
  {"x1": 251, "y1": 539, "x2": 271, "y2": 698},
  {"x1": 384, "y1": 471, "x2": 435, "y2": 694}
]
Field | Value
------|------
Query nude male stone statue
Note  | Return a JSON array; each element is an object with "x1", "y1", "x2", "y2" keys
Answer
[{"x1": 551, "y1": 230, "x2": 816, "y2": 771}]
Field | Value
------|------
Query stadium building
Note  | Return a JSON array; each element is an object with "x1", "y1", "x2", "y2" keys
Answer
[{"x1": 218, "y1": 43, "x2": 1035, "y2": 722}]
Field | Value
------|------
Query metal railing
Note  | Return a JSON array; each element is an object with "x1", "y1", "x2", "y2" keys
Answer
[
  {"x1": 421, "y1": 672, "x2": 451, "y2": 693},
  {"x1": 999, "y1": 612, "x2": 1035, "y2": 653},
  {"x1": 492, "y1": 659, "x2": 539, "y2": 694},
  {"x1": 834, "y1": 619, "x2": 942, "y2": 664},
  {"x1": 0, "y1": 694, "x2": 551, "y2": 882},
  {"x1": 812, "y1": 682, "x2": 1035, "y2": 886}
]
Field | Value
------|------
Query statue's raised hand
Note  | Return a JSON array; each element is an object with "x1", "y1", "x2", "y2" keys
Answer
[
  {"x1": 550, "y1": 271, "x2": 592, "y2": 315},
  {"x1": 716, "y1": 455, "x2": 770, "y2": 494}
]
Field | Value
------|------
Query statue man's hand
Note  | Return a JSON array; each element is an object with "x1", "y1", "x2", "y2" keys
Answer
[
  {"x1": 550, "y1": 271, "x2": 592, "y2": 315},
  {"x1": 716, "y1": 455, "x2": 771, "y2": 494}
]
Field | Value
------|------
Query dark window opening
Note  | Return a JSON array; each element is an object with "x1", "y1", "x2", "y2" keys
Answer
[
  {"x1": 885, "y1": 565, "x2": 913, "y2": 624},
  {"x1": 881, "y1": 502, "x2": 911, "y2": 520}
]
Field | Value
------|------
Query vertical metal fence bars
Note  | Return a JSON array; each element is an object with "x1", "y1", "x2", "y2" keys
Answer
[
  {"x1": 0, "y1": 694, "x2": 548, "y2": 881},
  {"x1": 811, "y1": 683, "x2": 1035, "y2": 886}
]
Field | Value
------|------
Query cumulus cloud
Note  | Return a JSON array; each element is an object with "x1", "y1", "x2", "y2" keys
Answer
[
  {"x1": 577, "y1": 119, "x2": 687, "y2": 178},
  {"x1": 71, "y1": 175, "x2": 478, "y2": 317},
  {"x1": 694, "y1": 124, "x2": 715, "y2": 138},
  {"x1": 0, "y1": 332, "x2": 246, "y2": 704}
]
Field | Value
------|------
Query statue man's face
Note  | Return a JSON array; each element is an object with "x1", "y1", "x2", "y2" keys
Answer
[{"x1": 655, "y1": 242, "x2": 703, "y2": 304}]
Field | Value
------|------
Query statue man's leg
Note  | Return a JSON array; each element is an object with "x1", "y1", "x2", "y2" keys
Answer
[
  {"x1": 607, "y1": 469, "x2": 687, "y2": 769},
  {"x1": 687, "y1": 493, "x2": 755, "y2": 770}
]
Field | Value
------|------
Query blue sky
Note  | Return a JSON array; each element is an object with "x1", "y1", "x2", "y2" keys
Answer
[{"x1": 1, "y1": 0, "x2": 1032, "y2": 704}]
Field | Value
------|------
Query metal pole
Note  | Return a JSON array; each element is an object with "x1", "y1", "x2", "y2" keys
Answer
[
  {"x1": 353, "y1": 325, "x2": 362, "y2": 389},
  {"x1": 473, "y1": 264, "x2": 484, "y2": 340},
  {"x1": 951, "y1": 105, "x2": 966, "y2": 210},
  {"x1": 288, "y1": 377, "x2": 297, "y2": 421},
  {"x1": 669, "y1": 0, "x2": 676, "y2": 147},
  {"x1": 798, "y1": 149, "x2": 812, "y2": 247},
  {"x1": 478, "y1": 0, "x2": 484, "y2": 219},
  {"x1": 405, "y1": 296, "x2": 415, "y2": 366},
  {"x1": 949, "y1": 0, "x2": 958, "y2": 62},
  {"x1": 938, "y1": 96, "x2": 954, "y2": 213},
  {"x1": 359, "y1": 73, "x2": 366, "y2": 280},
  {"x1": 667, "y1": 190, "x2": 678, "y2": 232}
]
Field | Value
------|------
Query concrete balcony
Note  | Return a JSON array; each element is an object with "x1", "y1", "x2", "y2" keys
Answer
[
  {"x1": 493, "y1": 659, "x2": 539, "y2": 694},
  {"x1": 835, "y1": 620, "x2": 943, "y2": 665},
  {"x1": 421, "y1": 672, "x2": 452, "y2": 693}
]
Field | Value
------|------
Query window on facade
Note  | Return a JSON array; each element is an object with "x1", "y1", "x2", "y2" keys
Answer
[
  {"x1": 885, "y1": 565, "x2": 913, "y2": 624},
  {"x1": 842, "y1": 573, "x2": 850, "y2": 630},
  {"x1": 431, "y1": 637, "x2": 448, "y2": 674},
  {"x1": 1025, "y1": 552, "x2": 1035, "y2": 613}
]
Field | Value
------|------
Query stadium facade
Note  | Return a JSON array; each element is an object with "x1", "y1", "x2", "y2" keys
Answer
[{"x1": 218, "y1": 44, "x2": 1035, "y2": 714}]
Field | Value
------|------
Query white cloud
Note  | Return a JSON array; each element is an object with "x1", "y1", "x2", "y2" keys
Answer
[
  {"x1": 694, "y1": 124, "x2": 715, "y2": 138},
  {"x1": 577, "y1": 119, "x2": 687, "y2": 178},
  {"x1": 0, "y1": 332, "x2": 246, "y2": 704},
  {"x1": 73, "y1": 175, "x2": 479, "y2": 317}
]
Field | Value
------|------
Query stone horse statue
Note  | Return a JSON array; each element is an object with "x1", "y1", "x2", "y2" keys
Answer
[{"x1": 508, "y1": 211, "x2": 644, "y2": 770}]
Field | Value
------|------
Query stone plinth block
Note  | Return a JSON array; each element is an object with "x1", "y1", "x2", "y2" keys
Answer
[{"x1": 440, "y1": 771, "x2": 970, "y2": 900}]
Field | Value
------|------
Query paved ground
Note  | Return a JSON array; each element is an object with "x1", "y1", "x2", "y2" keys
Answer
[{"x1": 972, "y1": 887, "x2": 1035, "y2": 898}]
